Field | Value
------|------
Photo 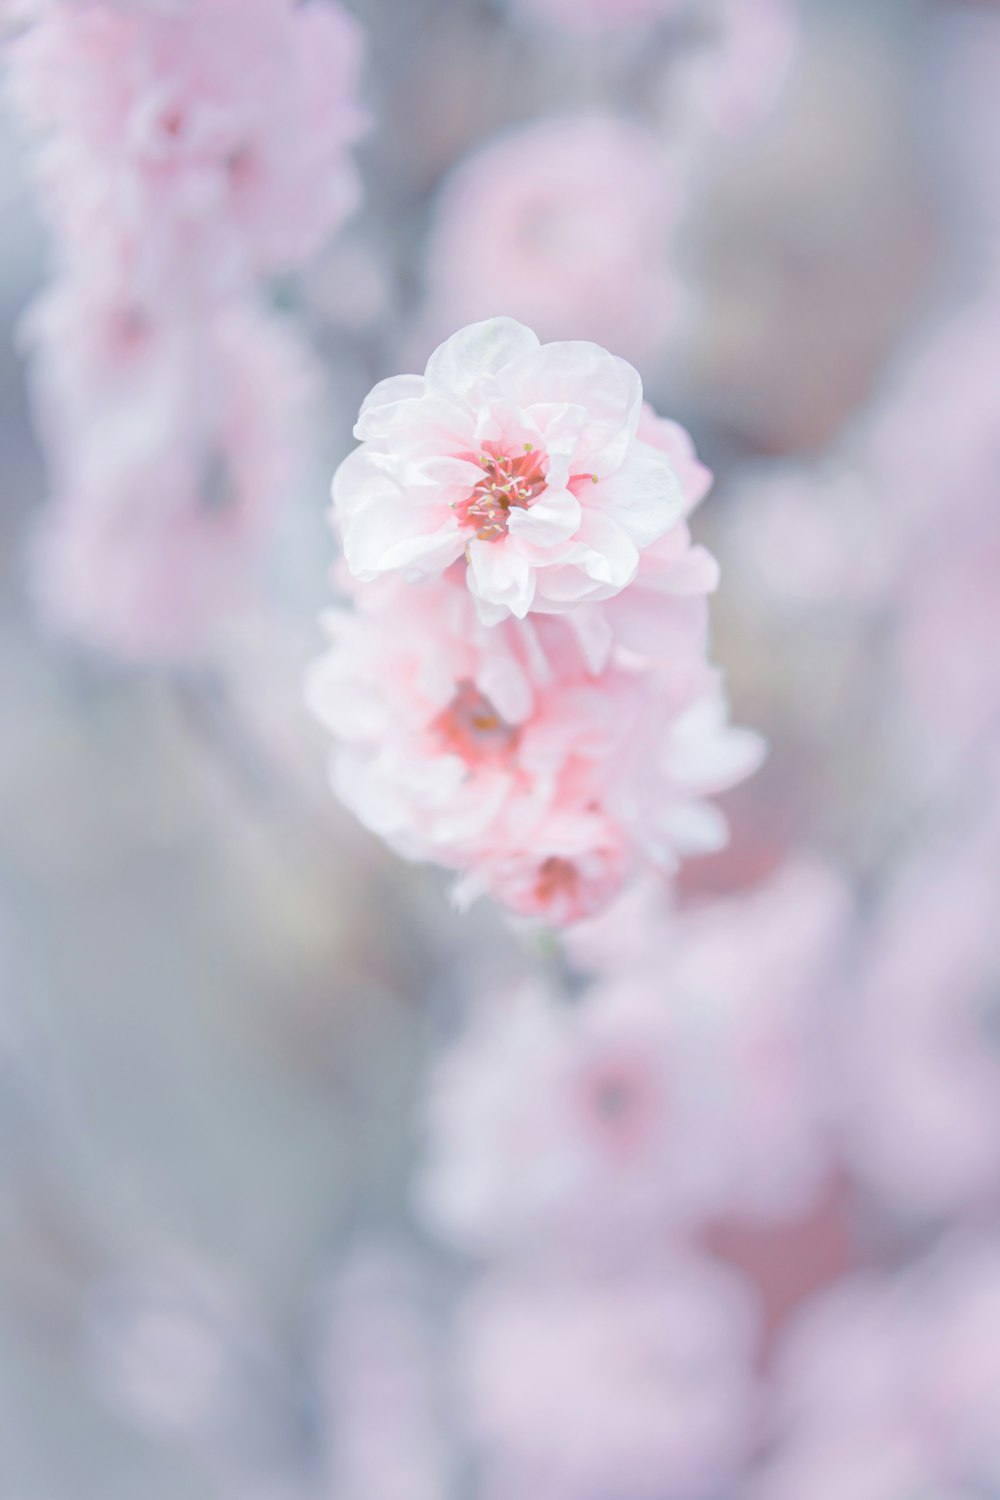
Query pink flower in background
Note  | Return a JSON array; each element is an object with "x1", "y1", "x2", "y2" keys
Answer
[
  {"x1": 837, "y1": 830, "x2": 1000, "y2": 1222},
  {"x1": 752, "y1": 1420, "x2": 946, "y2": 1500},
  {"x1": 865, "y1": 306, "x2": 1000, "y2": 762},
  {"x1": 417, "y1": 978, "x2": 703, "y2": 1257},
  {"x1": 868, "y1": 304, "x2": 1000, "y2": 543},
  {"x1": 674, "y1": 0, "x2": 800, "y2": 139},
  {"x1": 724, "y1": 460, "x2": 896, "y2": 610},
  {"x1": 458, "y1": 1256, "x2": 758, "y2": 1500},
  {"x1": 414, "y1": 116, "x2": 680, "y2": 369},
  {"x1": 318, "y1": 1248, "x2": 455, "y2": 1500},
  {"x1": 897, "y1": 512, "x2": 1000, "y2": 763},
  {"x1": 332, "y1": 318, "x2": 686, "y2": 622},
  {"x1": 308, "y1": 556, "x2": 760, "y2": 925},
  {"x1": 31, "y1": 304, "x2": 317, "y2": 660},
  {"x1": 84, "y1": 1256, "x2": 266, "y2": 1440},
  {"x1": 417, "y1": 861, "x2": 846, "y2": 1254},
  {"x1": 755, "y1": 1240, "x2": 1000, "y2": 1500},
  {"x1": 9, "y1": 0, "x2": 366, "y2": 299}
]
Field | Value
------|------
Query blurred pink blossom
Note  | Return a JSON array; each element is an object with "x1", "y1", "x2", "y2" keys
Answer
[
  {"x1": 413, "y1": 115, "x2": 681, "y2": 369},
  {"x1": 417, "y1": 861, "x2": 846, "y2": 1254},
  {"x1": 837, "y1": 829, "x2": 1000, "y2": 1222},
  {"x1": 318, "y1": 1248, "x2": 456, "y2": 1500},
  {"x1": 458, "y1": 1255, "x2": 758, "y2": 1500},
  {"x1": 724, "y1": 460, "x2": 896, "y2": 610},
  {"x1": 674, "y1": 0, "x2": 800, "y2": 139},
  {"x1": 8, "y1": 0, "x2": 366, "y2": 300},
  {"x1": 30, "y1": 302, "x2": 317, "y2": 660},
  {"x1": 868, "y1": 307, "x2": 1000, "y2": 761},
  {"x1": 756, "y1": 1238, "x2": 1000, "y2": 1499}
]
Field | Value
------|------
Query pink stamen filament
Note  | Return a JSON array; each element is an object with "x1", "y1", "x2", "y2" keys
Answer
[{"x1": 455, "y1": 443, "x2": 548, "y2": 542}]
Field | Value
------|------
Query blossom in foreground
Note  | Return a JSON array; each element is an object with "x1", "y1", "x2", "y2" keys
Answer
[
  {"x1": 413, "y1": 116, "x2": 681, "y2": 368},
  {"x1": 416, "y1": 862, "x2": 846, "y2": 1255},
  {"x1": 458, "y1": 1256, "x2": 758, "y2": 1500},
  {"x1": 331, "y1": 318, "x2": 686, "y2": 622},
  {"x1": 8, "y1": 0, "x2": 366, "y2": 299},
  {"x1": 308, "y1": 558, "x2": 760, "y2": 925}
]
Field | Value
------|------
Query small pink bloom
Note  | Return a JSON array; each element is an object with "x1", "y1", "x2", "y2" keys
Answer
[
  {"x1": 9, "y1": 0, "x2": 366, "y2": 298},
  {"x1": 318, "y1": 1248, "x2": 456, "y2": 1500},
  {"x1": 417, "y1": 861, "x2": 847, "y2": 1256},
  {"x1": 756, "y1": 1241, "x2": 1000, "y2": 1500},
  {"x1": 458, "y1": 1256, "x2": 758, "y2": 1500},
  {"x1": 414, "y1": 115, "x2": 681, "y2": 369},
  {"x1": 676, "y1": 0, "x2": 800, "y2": 139},
  {"x1": 31, "y1": 298, "x2": 316, "y2": 660},
  {"x1": 332, "y1": 318, "x2": 687, "y2": 622},
  {"x1": 836, "y1": 831, "x2": 1000, "y2": 1221},
  {"x1": 308, "y1": 560, "x2": 760, "y2": 926}
]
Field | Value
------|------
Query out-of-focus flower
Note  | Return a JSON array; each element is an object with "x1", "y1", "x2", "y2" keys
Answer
[
  {"x1": 331, "y1": 318, "x2": 687, "y2": 623},
  {"x1": 30, "y1": 301, "x2": 317, "y2": 660},
  {"x1": 8, "y1": 0, "x2": 366, "y2": 299},
  {"x1": 868, "y1": 305, "x2": 1000, "y2": 545},
  {"x1": 413, "y1": 116, "x2": 681, "y2": 370},
  {"x1": 459, "y1": 1255, "x2": 758, "y2": 1500},
  {"x1": 417, "y1": 861, "x2": 846, "y2": 1254},
  {"x1": 318, "y1": 1247, "x2": 456, "y2": 1500},
  {"x1": 674, "y1": 0, "x2": 800, "y2": 140},
  {"x1": 754, "y1": 1238, "x2": 1000, "y2": 1500},
  {"x1": 308, "y1": 557, "x2": 760, "y2": 925},
  {"x1": 84, "y1": 1258, "x2": 267, "y2": 1440},
  {"x1": 865, "y1": 305, "x2": 1000, "y2": 763},
  {"x1": 724, "y1": 460, "x2": 896, "y2": 610},
  {"x1": 837, "y1": 829, "x2": 1000, "y2": 1222}
]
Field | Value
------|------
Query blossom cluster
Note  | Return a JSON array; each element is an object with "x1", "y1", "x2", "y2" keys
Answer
[
  {"x1": 3, "y1": 0, "x2": 365, "y2": 658},
  {"x1": 309, "y1": 316, "x2": 762, "y2": 925},
  {"x1": 412, "y1": 807, "x2": 1000, "y2": 1494}
]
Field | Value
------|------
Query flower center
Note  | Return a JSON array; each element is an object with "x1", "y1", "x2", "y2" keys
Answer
[
  {"x1": 456, "y1": 443, "x2": 548, "y2": 542},
  {"x1": 578, "y1": 1054, "x2": 660, "y2": 1159},
  {"x1": 434, "y1": 681, "x2": 520, "y2": 762},
  {"x1": 534, "y1": 855, "x2": 578, "y2": 905}
]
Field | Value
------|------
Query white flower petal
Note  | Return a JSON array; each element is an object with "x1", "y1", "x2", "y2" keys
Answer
[
  {"x1": 355, "y1": 373, "x2": 425, "y2": 440},
  {"x1": 425, "y1": 317, "x2": 540, "y2": 396},
  {"x1": 592, "y1": 438, "x2": 683, "y2": 549},
  {"x1": 506, "y1": 487, "x2": 582, "y2": 547},
  {"x1": 501, "y1": 339, "x2": 642, "y2": 472},
  {"x1": 467, "y1": 538, "x2": 537, "y2": 619}
]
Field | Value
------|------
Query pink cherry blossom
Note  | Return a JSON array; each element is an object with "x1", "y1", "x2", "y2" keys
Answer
[
  {"x1": 307, "y1": 553, "x2": 761, "y2": 925},
  {"x1": 413, "y1": 115, "x2": 681, "y2": 369},
  {"x1": 417, "y1": 861, "x2": 845, "y2": 1255},
  {"x1": 30, "y1": 300, "x2": 317, "y2": 660},
  {"x1": 458, "y1": 1256, "x2": 758, "y2": 1500},
  {"x1": 331, "y1": 318, "x2": 687, "y2": 623},
  {"x1": 9, "y1": 0, "x2": 366, "y2": 299}
]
